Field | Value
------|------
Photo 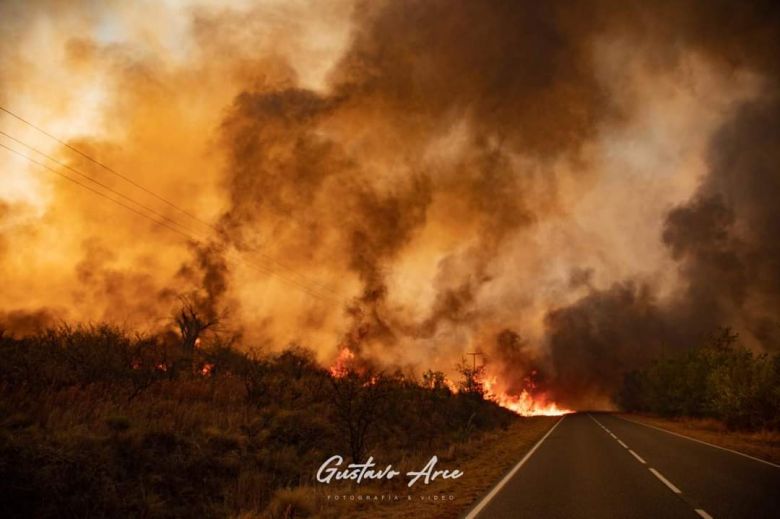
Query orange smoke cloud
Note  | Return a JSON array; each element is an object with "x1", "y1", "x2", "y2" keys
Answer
[{"x1": 1, "y1": 0, "x2": 779, "y2": 411}]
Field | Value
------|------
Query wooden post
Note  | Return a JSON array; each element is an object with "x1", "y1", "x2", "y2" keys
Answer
[{"x1": 466, "y1": 351, "x2": 483, "y2": 371}]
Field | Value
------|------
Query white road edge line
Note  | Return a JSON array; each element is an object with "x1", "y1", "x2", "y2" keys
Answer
[
  {"x1": 629, "y1": 449, "x2": 646, "y2": 464},
  {"x1": 617, "y1": 415, "x2": 780, "y2": 469},
  {"x1": 464, "y1": 415, "x2": 565, "y2": 519},
  {"x1": 649, "y1": 468, "x2": 682, "y2": 494},
  {"x1": 694, "y1": 508, "x2": 713, "y2": 519}
]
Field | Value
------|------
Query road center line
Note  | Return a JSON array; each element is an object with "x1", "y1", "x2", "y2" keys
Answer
[
  {"x1": 464, "y1": 415, "x2": 565, "y2": 519},
  {"x1": 629, "y1": 449, "x2": 646, "y2": 464},
  {"x1": 591, "y1": 415, "x2": 715, "y2": 518},
  {"x1": 649, "y1": 468, "x2": 682, "y2": 494}
]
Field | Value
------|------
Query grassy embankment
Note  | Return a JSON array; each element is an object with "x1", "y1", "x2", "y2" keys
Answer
[{"x1": 0, "y1": 322, "x2": 556, "y2": 518}]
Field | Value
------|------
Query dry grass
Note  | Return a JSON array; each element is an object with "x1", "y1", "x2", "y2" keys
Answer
[
  {"x1": 2, "y1": 329, "x2": 529, "y2": 517},
  {"x1": 2, "y1": 366, "x2": 522, "y2": 517},
  {"x1": 313, "y1": 416, "x2": 558, "y2": 519},
  {"x1": 11, "y1": 377, "x2": 255, "y2": 438},
  {"x1": 622, "y1": 414, "x2": 780, "y2": 465}
]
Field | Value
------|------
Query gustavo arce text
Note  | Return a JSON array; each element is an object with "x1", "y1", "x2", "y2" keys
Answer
[{"x1": 316, "y1": 455, "x2": 464, "y2": 488}]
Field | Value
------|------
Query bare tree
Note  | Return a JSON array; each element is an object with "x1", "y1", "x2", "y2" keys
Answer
[
  {"x1": 329, "y1": 369, "x2": 387, "y2": 463},
  {"x1": 172, "y1": 296, "x2": 218, "y2": 376}
]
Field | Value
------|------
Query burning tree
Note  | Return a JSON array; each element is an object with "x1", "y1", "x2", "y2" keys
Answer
[{"x1": 171, "y1": 297, "x2": 219, "y2": 377}]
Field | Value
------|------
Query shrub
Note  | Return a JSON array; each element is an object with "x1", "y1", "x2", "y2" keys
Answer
[
  {"x1": 264, "y1": 487, "x2": 316, "y2": 519},
  {"x1": 0, "y1": 322, "x2": 519, "y2": 517},
  {"x1": 617, "y1": 328, "x2": 780, "y2": 430}
]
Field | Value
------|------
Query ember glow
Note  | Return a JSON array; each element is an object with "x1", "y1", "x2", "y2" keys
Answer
[
  {"x1": 1, "y1": 1, "x2": 779, "y2": 411},
  {"x1": 200, "y1": 363, "x2": 215, "y2": 377}
]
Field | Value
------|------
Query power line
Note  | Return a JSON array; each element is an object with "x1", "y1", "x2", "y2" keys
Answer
[
  {"x1": 0, "y1": 104, "x2": 339, "y2": 298},
  {"x1": 0, "y1": 138, "x2": 339, "y2": 304},
  {"x1": 0, "y1": 141, "x2": 197, "y2": 241},
  {"x1": 0, "y1": 105, "x2": 213, "y2": 233},
  {"x1": 0, "y1": 139, "x2": 336, "y2": 302},
  {"x1": 0, "y1": 130, "x2": 208, "y2": 240}
]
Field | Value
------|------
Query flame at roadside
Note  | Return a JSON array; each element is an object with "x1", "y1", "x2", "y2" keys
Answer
[
  {"x1": 327, "y1": 346, "x2": 571, "y2": 416},
  {"x1": 481, "y1": 374, "x2": 572, "y2": 417}
]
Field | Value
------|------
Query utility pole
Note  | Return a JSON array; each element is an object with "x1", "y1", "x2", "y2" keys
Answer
[{"x1": 466, "y1": 351, "x2": 483, "y2": 371}]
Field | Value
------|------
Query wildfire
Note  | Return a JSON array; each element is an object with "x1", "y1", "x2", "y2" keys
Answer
[
  {"x1": 327, "y1": 347, "x2": 571, "y2": 416},
  {"x1": 329, "y1": 347, "x2": 355, "y2": 378},
  {"x1": 481, "y1": 375, "x2": 573, "y2": 417}
]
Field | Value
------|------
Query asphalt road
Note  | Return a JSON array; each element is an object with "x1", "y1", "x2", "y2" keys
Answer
[{"x1": 465, "y1": 413, "x2": 780, "y2": 519}]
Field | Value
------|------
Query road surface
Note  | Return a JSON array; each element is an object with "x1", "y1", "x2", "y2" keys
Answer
[{"x1": 465, "y1": 413, "x2": 780, "y2": 519}]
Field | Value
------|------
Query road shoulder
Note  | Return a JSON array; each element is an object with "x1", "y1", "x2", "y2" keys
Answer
[
  {"x1": 317, "y1": 416, "x2": 558, "y2": 519},
  {"x1": 619, "y1": 413, "x2": 780, "y2": 466}
]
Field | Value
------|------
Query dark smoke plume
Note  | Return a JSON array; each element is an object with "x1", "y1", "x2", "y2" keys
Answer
[{"x1": 538, "y1": 1, "x2": 780, "y2": 407}]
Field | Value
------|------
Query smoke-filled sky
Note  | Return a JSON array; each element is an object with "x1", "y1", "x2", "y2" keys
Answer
[{"x1": 1, "y1": 0, "x2": 778, "y2": 409}]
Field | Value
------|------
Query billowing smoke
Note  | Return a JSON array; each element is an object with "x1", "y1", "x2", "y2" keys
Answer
[
  {"x1": 1, "y1": 0, "x2": 778, "y2": 409},
  {"x1": 665, "y1": 97, "x2": 780, "y2": 345},
  {"x1": 540, "y1": 1, "x2": 780, "y2": 407}
]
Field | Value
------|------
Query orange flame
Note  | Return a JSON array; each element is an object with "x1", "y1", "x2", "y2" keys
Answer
[
  {"x1": 327, "y1": 347, "x2": 571, "y2": 416},
  {"x1": 481, "y1": 374, "x2": 572, "y2": 416},
  {"x1": 329, "y1": 347, "x2": 355, "y2": 378},
  {"x1": 444, "y1": 378, "x2": 459, "y2": 393}
]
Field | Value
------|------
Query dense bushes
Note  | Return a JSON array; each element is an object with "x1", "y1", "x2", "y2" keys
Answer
[
  {"x1": 0, "y1": 322, "x2": 514, "y2": 518},
  {"x1": 0, "y1": 324, "x2": 171, "y2": 399},
  {"x1": 618, "y1": 329, "x2": 780, "y2": 430}
]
